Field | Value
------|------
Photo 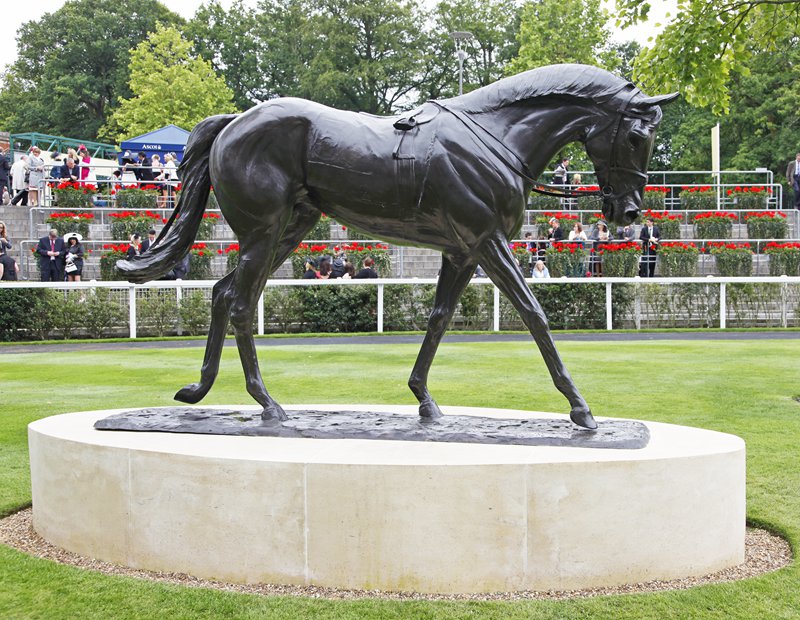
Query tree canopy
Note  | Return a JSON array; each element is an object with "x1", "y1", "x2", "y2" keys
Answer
[
  {"x1": 617, "y1": 0, "x2": 800, "y2": 115},
  {"x1": 101, "y1": 25, "x2": 237, "y2": 142},
  {"x1": 0, "y1": 0, "x2": 180, "y2": 139}
]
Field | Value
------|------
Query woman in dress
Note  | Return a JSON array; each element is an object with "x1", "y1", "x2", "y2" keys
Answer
[
  {"x1": 162, "y1": 153, "x2": 179, "y2": 208},
  {"x1": 568, "y1": 222, "x2": 588, "y2": 242},
  {"x1": 0, "y1": 221, "x2": 18, "y2": 280},
  {"x1": 127, "y1": 233, "x2": 141, "y2": 260},
  {"x1": 63, "y1": 233, "x2": 85, "y2": 282},
  {"x1": 532, "y1": 260, "x2": 550, "y2": 279},
  {"x1": 77, "y1": 145, "x2": 96, "y2": 187},
  {"x1": 27, "y1": 147, "x2": 45, "y2": 207}
]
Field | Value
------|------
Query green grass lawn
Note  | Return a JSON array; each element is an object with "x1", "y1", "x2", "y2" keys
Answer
[{"x1": 1, "y1": 338, "x2": 798, "y2": 619}]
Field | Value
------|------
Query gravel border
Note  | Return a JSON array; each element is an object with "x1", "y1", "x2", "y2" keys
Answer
[{"x1": 0, "y1": 508, "x2": 792, "y2": 601}]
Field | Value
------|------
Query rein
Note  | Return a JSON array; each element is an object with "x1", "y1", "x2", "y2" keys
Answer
[{"x1": 429, "y1": 95, "x2": 648, "y2": 202}]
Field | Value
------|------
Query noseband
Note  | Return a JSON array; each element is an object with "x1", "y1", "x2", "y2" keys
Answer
[{"x1": 430, "y1": 91, "x2": 650, "y2": 202}]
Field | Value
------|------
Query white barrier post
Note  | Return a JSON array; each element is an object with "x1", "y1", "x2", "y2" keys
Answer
[
  {"x1": 257, "y1": 291, "x2": 265, "y2": 336},
  {"x1": 493, "y1": 285, "x2": 500, "y2": 332},
  {"x1": 605, "y1": 282, "x2": 613, "y2": 330},
  {"x1": 377, "y1": 283, "x2": 384, "y2": 333},
  {"x1": 719, "y1": 282, "x2": 726, "y2": 329},
  {"x1": 128, "y1": 285, "x2": 137, "y2": 339}
]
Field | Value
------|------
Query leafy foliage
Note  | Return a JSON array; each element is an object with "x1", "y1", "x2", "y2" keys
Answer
[
  {"x1": 0, "y1": 0, "x2": 180, "y2": 139},
  {"x1": 618, "y1": 1, "x2": 800, "y2": 115},
  {"x1": 101, "y1": 25, "x2": 237, "y2": 141},
  {"x1": 507, "y1": 0, "x2": 610, "y2": 75}
]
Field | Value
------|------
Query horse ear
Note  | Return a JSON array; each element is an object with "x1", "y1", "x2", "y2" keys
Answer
[{"x1": 638, "y1": 93, "x2": 680, "y2": 107}]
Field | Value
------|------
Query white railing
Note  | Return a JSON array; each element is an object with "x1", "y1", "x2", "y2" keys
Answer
[{"x1": 3, "y1": 276, "x2": 800, "y2": 338}]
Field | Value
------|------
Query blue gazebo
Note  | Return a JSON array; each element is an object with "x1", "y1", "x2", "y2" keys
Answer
[{"x1": 118, "y1": 124, "x2": 190, "y2": 164}]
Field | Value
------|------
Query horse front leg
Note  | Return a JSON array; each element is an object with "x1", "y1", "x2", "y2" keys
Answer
[
  {"x1": 478, "y1": 234, "x2": 596, "y2": 429},
  {"x1": 408, "y1": 254, "x2": 476, "y2": 418}
]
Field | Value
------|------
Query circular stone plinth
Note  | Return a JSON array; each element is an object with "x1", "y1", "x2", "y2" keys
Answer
[{"x1": 28, "y1": 405, "x2": 745, "y2": 594}]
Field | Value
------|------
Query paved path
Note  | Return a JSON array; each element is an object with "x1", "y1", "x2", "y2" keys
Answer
[{"x1": 3, "y1": 331, "x2": 799, "y2": 355}]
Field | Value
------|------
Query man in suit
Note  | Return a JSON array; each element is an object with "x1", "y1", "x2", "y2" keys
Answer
[
  {"x1": 37, "y1": 229, "x2": 66, "y2": 281},
  {"x1": 58, "y1": 158, "x2": 81, "y2": 183},
  {"x1": 547, "y1": 218, "x2": 564, "y2": 243},
  {"x1": 141, "y1": 229, "x2": 157, "y2": 253},
  {"x1": 133, "y1": 152, "x2": 155, "y2": 183},
  {"x1": 786, "y1": 152, "x2": 800, "y2": 209},
  {"x1": 639, "y1": 218, "x2": 660, "y2": 277}
]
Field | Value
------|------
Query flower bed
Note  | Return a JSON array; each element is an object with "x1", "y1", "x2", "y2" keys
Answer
[
  {"x1": 292, "y1": 243, "x2": 334, "y2": 277},
  {"x1": 52, "y1": 182, "x2": 97, "y2": 210},
  {"x1": 642, "y1": 209, "x2": 682, "y2": 239},
  {"x1": 535, "y1": 211, "x2": 580, "y2": 225},
  {"x1": 219, "y1": 242, "x2": 240, "y2": 271},
  {"x1": 574, "y1": 186, "x2": 602, "y2": 211},
  {"x1": 679, "y1": 185, "x2": 715, "y2": 210},
  {"x1": 45, "y1": 211, "x2": 94, "y2": 238},
  {"x1": 335, "y1": 242, "x2": 391, "y2": 273},
  {"x1": 693, "y1": 211, "x2": 736, "y2": 239},
  {"x1": 196, "y1": 212, "x2": 221, "y2": 240},
  {"x1": 643, "y1": 185, "x2": 669, "y2": 210},
  {"x1": 727, "y1": 185, "x2": 772, "y2": 210},
  {"x1": 544, "y1": 242, "x2": 588, "y2": 277},
  {"x1": 291, "y1": 241, "x2": 391, "y2": 277},
  {"x1": 109, "y1": 210, "x2": 165, "y2": 240},
  {"x1": 99, "y1": 244, "x2": 129, "y2": 281},
  {"x1": 708, "y1": 242, "x2": 753, "y2": 276},
  {"x1": 510, "y1": 242, "x2": 535, "y2": 274},
  {"x1": 744, "y1": 211, "x2": 788, "y2": 239},
  {"x1": 658, "y1": 241, "x2": 699, "y2": 276},
  {"x1": 597, "y1": 242, "x2": 642, "y2": 277},
  {"x1": 188, "y1": 243, "x2": 212, "y2": 280},
  {"x1": 764, "y1": 242, "x2": 800, "y2": 276},
  {"x1": 113, "y1": 184, "x2": 160, "y2": 210}
]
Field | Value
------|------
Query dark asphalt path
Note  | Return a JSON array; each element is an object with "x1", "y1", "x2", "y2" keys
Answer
[{"x1": 2, "y1": 331, "x2": 799, "y2": 354}]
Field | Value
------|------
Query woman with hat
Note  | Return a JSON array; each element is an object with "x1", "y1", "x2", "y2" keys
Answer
[
  {"x1": 64, "y1": 232, "x2": 85, "y2": 282},
  {"x1": 27, "y1": 147, "x2": 45, "y2": 207}
]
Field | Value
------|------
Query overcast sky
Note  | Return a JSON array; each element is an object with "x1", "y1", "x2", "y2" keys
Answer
[{"x1": 0, "y1": 0, "x2": 676, "y2": 72}]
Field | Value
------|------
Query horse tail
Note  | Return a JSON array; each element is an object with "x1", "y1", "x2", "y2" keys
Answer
[{"x1": 116, "y1": 113, "x2": 239, "y2": 283}]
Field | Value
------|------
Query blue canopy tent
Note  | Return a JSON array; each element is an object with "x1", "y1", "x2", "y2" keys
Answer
[{"x1": 118, "y1": 124, "x2": 190, "y2": 165}]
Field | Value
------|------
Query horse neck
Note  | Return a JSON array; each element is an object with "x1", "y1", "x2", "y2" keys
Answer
[{"x1": 476, "y1": 100, "x2": 604, "y2": 178}]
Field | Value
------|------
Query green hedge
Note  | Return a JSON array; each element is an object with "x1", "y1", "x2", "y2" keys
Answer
[{"x1": 745, "y1": 214, "x2": 788, "y2": 239}]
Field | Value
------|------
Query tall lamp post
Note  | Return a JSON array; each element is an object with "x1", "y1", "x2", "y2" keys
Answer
[{"x1": 450, "y1": 31, "x2": 474, "y2": 96}]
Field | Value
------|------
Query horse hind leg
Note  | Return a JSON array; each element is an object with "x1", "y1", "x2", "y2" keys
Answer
[
  {"x1": 174, "y1": 204, "x2": 320, "y2": 407},
  {"x1": 478, "y1": 233, "x2": 596, "y2": 429},
  {"x1": 408, "y1": 254, "x2": 475, "y2": 418},
  {"x1": 174, "y1": 269, "x2": 236, "y2": 404},
  {"x1": 231, "y1": 204, "x2": 321, "y2": 420}
]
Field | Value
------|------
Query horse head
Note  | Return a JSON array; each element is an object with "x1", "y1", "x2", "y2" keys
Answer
[{"x1": 585, "y1": 91, "x2": 679, "y2": 226}]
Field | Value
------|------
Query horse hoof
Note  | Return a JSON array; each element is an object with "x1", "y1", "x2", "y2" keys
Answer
[
  {"x1": 570, "y1": 407, "x2": 598, "y2": 430},
  {"x1": 262, "y1": 403, "x2": 288, "y2": 422},
  {"x1": 419, "y1": 400, "x2": 443, "y2": 419},
  {"x1": 174, "y1": 383, "x2": 206, "y2": 404}
]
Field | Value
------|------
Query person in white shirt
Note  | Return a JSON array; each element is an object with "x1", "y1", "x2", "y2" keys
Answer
[{"x1": 10, "y1": 155, "x2": 29, "y2": 206}]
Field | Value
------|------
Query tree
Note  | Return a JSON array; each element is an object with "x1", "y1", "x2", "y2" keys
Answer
[
  {"x1": 185, "y1": 0, "x2": 264, "y2": 110},
  {"x1": 0, "y1": 0, "x2": 180, "y2": 140},
  {"x1": 507, "y1": 0, "x2": 611, "y2": 75},
  {"x1": 419, "y1": 0, "x2": 521, "y2": 100},
  {"x1": 617, "y1": 0, "x2": 800, "y2": 114},
  {"x1": 101, "y1": 25, "x2": 237, "y2": 141}
]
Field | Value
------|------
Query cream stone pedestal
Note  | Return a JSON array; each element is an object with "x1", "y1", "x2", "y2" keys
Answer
[{"x1": 29, "y1": 405, "x2": 745, "y2": 594}]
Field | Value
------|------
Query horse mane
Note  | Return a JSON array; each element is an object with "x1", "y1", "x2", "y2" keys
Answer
[{"x1": 442, "y1": 64, "x2": 640, "y2": 114}]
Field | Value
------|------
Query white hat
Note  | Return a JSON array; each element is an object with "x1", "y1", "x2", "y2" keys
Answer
[{"x1": 64, "y1": 232, "x2": 83, "y2": 242}]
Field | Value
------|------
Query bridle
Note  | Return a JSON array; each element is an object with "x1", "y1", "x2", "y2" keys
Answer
[{"x1": 429, "y1": 89, "x2": 652, "y2": 203}]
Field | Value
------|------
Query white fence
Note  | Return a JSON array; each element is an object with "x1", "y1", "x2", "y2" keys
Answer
[{"x1": 3, "y1": 276, "x2": 800, "y2": 339}]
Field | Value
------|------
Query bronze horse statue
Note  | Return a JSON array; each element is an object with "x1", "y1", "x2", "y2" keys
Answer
[{"x1": 118, "y1": 64, "x2": 677, "y2": 430}]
